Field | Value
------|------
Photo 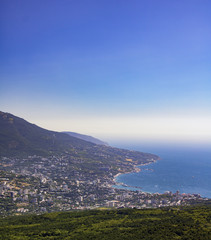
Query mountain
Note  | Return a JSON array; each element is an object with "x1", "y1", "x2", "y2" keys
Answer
[
  {"x1": 0, "y1": 111, "x2": 95, "y2": 157},
  {"x1": 63, "y1": 131, "x2": 108, "y2": 146},
  {"x1": 0, "y1": 111, "x2": 159, "y2": 167}
]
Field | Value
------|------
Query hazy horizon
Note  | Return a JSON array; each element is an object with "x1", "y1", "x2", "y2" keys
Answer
[{"x1": 1, "y1": 0, "x2": 211, "y2": 146}]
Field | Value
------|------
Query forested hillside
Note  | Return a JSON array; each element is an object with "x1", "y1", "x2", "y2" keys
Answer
[{"x1": 0, "y1": 204, "x2": 210, "y2": 239}]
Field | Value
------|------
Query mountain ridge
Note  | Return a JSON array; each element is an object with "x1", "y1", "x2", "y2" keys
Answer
[
  {"x1": 63, "y1": 131, "x2": 108, "y2": 146},
  {"x1": 0, "y1": 111, "x2": 95, "y2": 157},
  {"x1": 0, "y1": 111, "x2": 159, "y2": 168}
]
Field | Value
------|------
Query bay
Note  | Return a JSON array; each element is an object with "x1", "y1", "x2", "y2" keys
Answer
[{"x1": 112, "y1": 142, "x2": 211, "y2": 198}]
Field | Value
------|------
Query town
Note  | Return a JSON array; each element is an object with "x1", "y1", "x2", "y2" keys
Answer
[{"x1": 0, "y1": 154, "x2": 207, "y2": 216}]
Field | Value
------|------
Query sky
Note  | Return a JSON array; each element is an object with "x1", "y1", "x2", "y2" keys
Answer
[{"x1": 1, "y1": 0, "x2": 211, "y2": 144}]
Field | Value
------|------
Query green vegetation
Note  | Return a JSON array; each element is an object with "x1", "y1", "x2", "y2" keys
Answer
[
  {"x1": 0, "y1": 111, "x2": 158, "y2": 164},
  {"x1": 0, "y1": 111, "x2": 95, "y2": 157},
  {"x1": 0, "y1": 205, "x2": 210, "y2": 239}
]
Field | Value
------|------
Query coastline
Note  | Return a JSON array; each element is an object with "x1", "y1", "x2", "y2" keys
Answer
[
  {"x1": 112, "y1": 151, "x2": 211, "y2": 199},
  {"x1": 113, "y1": 158, "x2": 158, "y2": 191}
]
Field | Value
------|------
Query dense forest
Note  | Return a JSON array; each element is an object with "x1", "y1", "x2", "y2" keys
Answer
[{"x1": 0, "y1": 204, "x2": 210, "y2": 239}]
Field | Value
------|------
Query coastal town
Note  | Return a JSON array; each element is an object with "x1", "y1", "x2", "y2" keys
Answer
[{"x1": 0, "y1": 154, "x2": 207, "y2": 216}]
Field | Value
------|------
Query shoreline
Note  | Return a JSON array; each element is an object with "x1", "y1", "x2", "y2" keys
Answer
[
  {"x1": 112, "y1": 158, "x2": 158, "y2": 191},
  {"x1": 112, "y1": 158, "x2": 210, "y2": 199}
]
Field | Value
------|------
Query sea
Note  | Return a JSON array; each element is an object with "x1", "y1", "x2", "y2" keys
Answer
[{"x1": 112, "y1": 141, "x2": 211, "y2": 198}]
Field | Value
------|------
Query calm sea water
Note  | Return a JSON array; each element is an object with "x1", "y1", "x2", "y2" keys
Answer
[{"x1": 112, "y1": 142, "x2": 211, "y2": 198}]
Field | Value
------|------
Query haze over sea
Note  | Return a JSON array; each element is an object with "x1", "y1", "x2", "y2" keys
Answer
[{"x1": 112, "y1": 141, "x2": 211, "y2": 198}]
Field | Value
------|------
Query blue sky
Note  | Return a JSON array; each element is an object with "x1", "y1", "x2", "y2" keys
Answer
[{"x1": 1, "y1": 0, "x2": 211, "y2": 143}]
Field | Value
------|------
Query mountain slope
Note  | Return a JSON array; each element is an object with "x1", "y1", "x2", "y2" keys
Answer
[
  {"x1": 0, "y1": 111, "x2": 159, "y2": 168},
  {"x1": 0, "y1": 111, "x2": 94, "y2": 156},
  {"x1": 63, "y1": 131, "x2": 108, "y2": 146}
]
